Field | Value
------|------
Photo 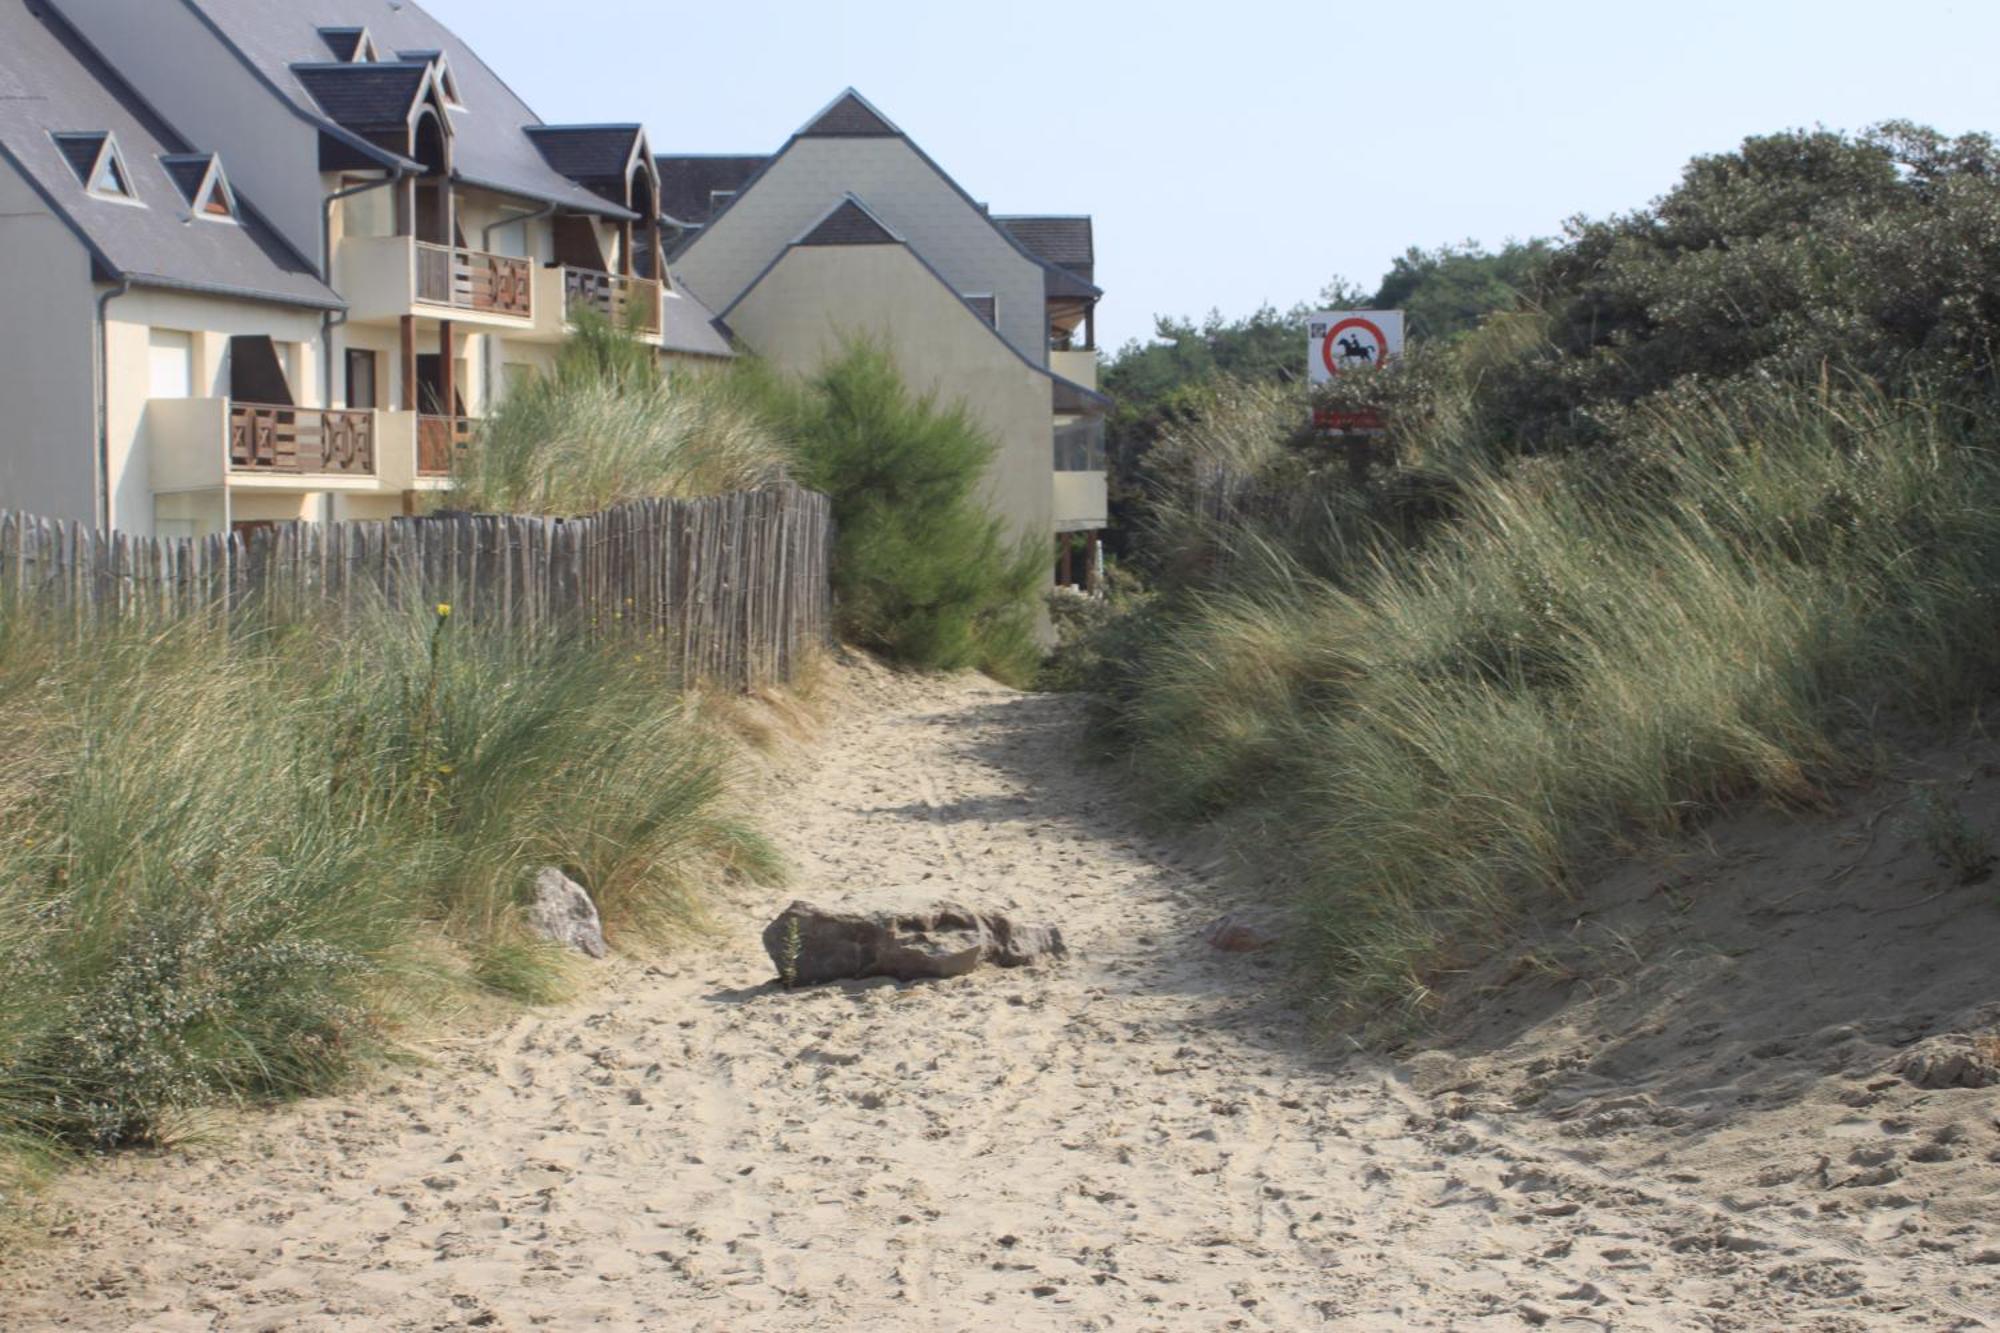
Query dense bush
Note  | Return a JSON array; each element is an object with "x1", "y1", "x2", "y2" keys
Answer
[
  {"x1": 745, "y1": 340, "x2": 1048, "y2": 683},
  {"x1": 0, "y1": 600, "x2": 772, "y2": 1155}
]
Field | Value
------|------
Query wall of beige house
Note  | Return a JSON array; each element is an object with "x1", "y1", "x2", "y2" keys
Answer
[
  {"x1": 675, "y1": 137, "x2": 1051, "y2": 367},
  {"x1": 0, "y1": 159, "x2": 97, "y2": 526},
  {"x1": 52, "y1": 0, "x2": 329, "y2": 262},
  {"x1": 726, "y1": 243, "x2": 1055, "y2": 552},
  {"x1": 116, "y1": 288, "x2": 327, "y2": 537}
]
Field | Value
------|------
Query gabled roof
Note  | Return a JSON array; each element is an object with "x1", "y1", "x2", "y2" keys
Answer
[
  {"x1": 655, "y1": 153, "x2": 767, "y2": 228},
  {"x1": 798, "y1": 89, "x2": 900, "y2": 139},
  {"x1": 668, "y1": 88, "x2": 1101, "y2": 301},
  {"x1": 722, "y1": 193, "x2": 1110, "y2": 414},
  {"x1": 996, "y1": 215, "x2": 1093, "y2": 282},
  {"x1": 291, "y1": 61, "x2": 433, "y2": 134},
  {"x1": 525, "y1": 125, "x2": 645, "y2": 184},
  {"x1": 0, "y1": 1, "x2": 338, "y2": 309},
  {"x1": 796, "y1": 195, "x2": 899, "y2": 246},
  {"x1": 179, "y1": 0, "x2": 634, "y2": 218}
]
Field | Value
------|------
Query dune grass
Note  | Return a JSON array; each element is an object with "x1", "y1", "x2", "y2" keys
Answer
[
  {"x1": 1101, "y1": 382, "x2": 2000, "y2": 1020},
  {"x1": 446, "y1": 315, "x2": 789, "y2": 515},
  {"x1": 0, "y1": 596, "x2": 774, "y2": 1168}
]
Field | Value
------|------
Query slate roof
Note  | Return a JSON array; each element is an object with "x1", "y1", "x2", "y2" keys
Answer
[
  {"x1": 796, "y1": 195, "x2": 899, "y2": 246},
  {"x1": 524, "y1": 125, "x2": 642, "y2": 184},
  {"x1": 799, "y1": 90, "x2": 900, "y2": 138},
  {"x1": 183, "y1": 0, "x2": 632, "y2": 217},
  {"x1": 656, "y1": 284, "x2": 734, "y2": 359},
  {"x1": 292, "y1": 61, "x2": 431, "y2": 134},
  {"x1": 0, "y1": 1, "x2": 338, "y2": 309},
  {"x1": 996, "y1": 215, "x2": 1093, "y2": 283},
  {"x1": 655, "y1": 154, "x2": 768, "y2": 227}
]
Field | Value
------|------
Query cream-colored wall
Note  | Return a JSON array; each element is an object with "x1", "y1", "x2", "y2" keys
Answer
[
  {"x1": 676, "y1": 137, "x2": 1050, "y2": 368},
  {"x1": 727, "y1": 244, "x2": 1054, "y2": 549},
  {"x1": 0, "y1": 160, "x2": 97, "y2": 524},
  {"x1": 106, "y1": 289, "x2": 324, "y2": 535}
]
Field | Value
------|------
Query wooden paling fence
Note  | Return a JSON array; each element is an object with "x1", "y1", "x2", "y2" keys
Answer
[{"x1": 0, "y1": 483, "x2": 834, "y2": 688}]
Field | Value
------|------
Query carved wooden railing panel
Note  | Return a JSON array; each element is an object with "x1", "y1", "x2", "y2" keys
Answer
[
  {"x1": 563, "y1": 268, "x2": 661, "y2": 334},
  {"x1": 417, "y1": 414, "x2": 474, "y2": 477},
  {"x1": 229, "y1": 404, "x2": 376, "y2": 477},
  {"x1": 415, "y1": 242, "x2": 533, "y2": 318}
]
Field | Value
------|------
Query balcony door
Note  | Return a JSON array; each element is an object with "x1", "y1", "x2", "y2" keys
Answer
[{"x1": 414, "y1": 355, "x2": 466, "y2": 418}]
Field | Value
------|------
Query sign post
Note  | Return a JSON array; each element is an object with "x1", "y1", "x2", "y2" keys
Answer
[{"x1": 1307, "y1": 309, "x2": 1403, "y2": 481}]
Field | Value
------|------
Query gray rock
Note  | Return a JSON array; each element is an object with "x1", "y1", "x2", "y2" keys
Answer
[
  {"x1": 529, "y1": 867, "x2": 607, "y2": 959},
  {"x1": 763, "y1": 900, "x2": 1063, "y2": 986},
  {"x1": 1895, "y1": 1035, "x2": 2000, "y2": 1090},
  {"x1": 1203, "y1": 913, "x2": 1281, "y2": 953}
]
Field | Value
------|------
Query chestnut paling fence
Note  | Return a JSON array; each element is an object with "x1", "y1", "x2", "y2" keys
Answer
[{"x1": 0, "y1": 483, "x2": 833, "y2": 688}]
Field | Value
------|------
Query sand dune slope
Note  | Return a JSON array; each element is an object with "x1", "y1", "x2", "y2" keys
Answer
[{"x1": 5, "y1": 667, "x2": 1994, "y2": 1330}]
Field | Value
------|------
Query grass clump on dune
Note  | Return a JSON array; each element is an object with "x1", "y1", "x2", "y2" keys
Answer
[
  {"x1": 1101, "y1": 381, "x2": 2000, "y2": 1019},
  {"x1": 447, "y1": 314, "x2": 789, "y2": 515},
  {"x1": 0, "y1": 597, "x2": 773, "y2": 1164}
]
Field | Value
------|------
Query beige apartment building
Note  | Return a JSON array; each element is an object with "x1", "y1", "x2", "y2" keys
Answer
[
  {"x1": 660, "y1": 91, "x2": 1110, "y2": 586},
  {"x1": 2, "y1": 0, "x2": 731, "y2": 537}
]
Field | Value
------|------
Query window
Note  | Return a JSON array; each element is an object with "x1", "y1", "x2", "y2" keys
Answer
[
  {"x1": 54, "y1": 133, "x2": 140, "y2": 204},
  {"x1": 709, "y1": 189, "x2": 736, "y2": 213},
  {"x1": 345, "y1": 349, "x2": 378, "y2": 410},
  {"x1": 148, "y1": 329, "x2": 194, "y2": 400}
]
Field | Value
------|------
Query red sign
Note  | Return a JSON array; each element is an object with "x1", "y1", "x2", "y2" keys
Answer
[
  {"x1": 1314, "y1": 406, "x2": 1384, "y2": 433},
  {"x1": 1320, "y1": 317, "x2": 1391, "y2": 379}
]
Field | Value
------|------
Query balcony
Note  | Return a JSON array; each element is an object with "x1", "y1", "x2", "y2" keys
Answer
[
  {"x1": 534, "y1": 265, "x2": 661, "y2": 341},
  {"x1": 1051, "y1": 348, "x2": 1098, "y2": 392},
  {"x1": 417, "y1": 414, "x2": 475, "y2": 479},
  {"x1": 336, "y1": 235, "x2": 535, "y2": 327},
  {"x1": 148, "y1": 398, "x2": 389, "y2": 494}
]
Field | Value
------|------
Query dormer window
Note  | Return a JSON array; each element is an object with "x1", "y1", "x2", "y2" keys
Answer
[
  {"x1": 162, "y1": 153, "x2": 238, "y2": 223},
  {"x1": 318, "y1": 26, "x2": 378, "y2": 63},
  {"x1": 709, "y1": 189, "x2": 736, "y2": 212},
  {"x1": 53, "y1": 132, "x2": 139, "y2": 204},
  {"x1": 399, "y1": 51, "x2": 462, "y2": 107}
]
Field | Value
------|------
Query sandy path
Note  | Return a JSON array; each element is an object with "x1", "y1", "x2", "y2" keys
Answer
[{"x1": 5, "y1": 670, "x2": 1991, "y2": 1330}]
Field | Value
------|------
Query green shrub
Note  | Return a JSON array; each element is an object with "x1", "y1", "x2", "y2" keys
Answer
[
  {"x1": 0, "y1": 598, "x2": 772, "y2": 1155},
  {"x1": 747, "y1": 339, "x2": 1048, "y2": 683}
]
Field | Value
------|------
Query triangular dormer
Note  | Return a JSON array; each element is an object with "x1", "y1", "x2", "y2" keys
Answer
[
  {"x1": 319, "y1": 27, "x2": 378, "y2": 63},
  {"x1": 161, "y1": 152, "x2": 238, "y2": 222},
  {"x1": 798, "y1": 89, "x2": 900, "y2": 139},
  {"x1": 398, "y1": 50, "x2": 462, "y2": 107},
  {"x1": 796, "y1": 195, "x2": 900, "y2": 246},
  {"x1": 52, "y1": 131, "x2": 137, "y2": 203}
]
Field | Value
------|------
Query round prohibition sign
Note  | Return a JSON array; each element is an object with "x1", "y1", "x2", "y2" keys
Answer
[{"x1": 1321, "y1": 317, "x2": 1389, "y2": 377}]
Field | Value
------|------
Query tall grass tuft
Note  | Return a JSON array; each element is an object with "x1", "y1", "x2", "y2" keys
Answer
[
  {"x1": 0, "y1": 595, "x2": 773, "y2": 1161},
  {"x1": 1101, "y1": 381, "x2": 2000, "y2": 1019},
  {"x1": 447, "y1": 314, "x2": 789, "y2": 515}
]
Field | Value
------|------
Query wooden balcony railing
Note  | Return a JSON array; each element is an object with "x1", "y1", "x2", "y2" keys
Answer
[
  {"x1": 563, "y1": 268, "x2": 661, "y2": 335},
  {"x1": 229, "y1": 404, "x2": 375, "y2": 477},
  {"x1": 415, "y1": 242, "x2": 533, "y2": 318},
  {"x1": 417, "y1": 414, "x2": 475, "y2": 478}
]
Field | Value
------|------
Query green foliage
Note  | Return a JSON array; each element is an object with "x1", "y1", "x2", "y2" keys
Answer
[
  {"x1": 0, "y1": 600, "x2": 771, "y2": 1156},
  {"x1": 741, "y1": 340, "x2": 1048, "y2": 683},
  {"x1": 447, "y1": 313, "x2": 788, "y2": 515}
]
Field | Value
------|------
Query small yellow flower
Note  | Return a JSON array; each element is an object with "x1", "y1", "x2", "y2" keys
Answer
[
  {"x1": 436, "y1": 602, "x2": 452, "y2": 618},
  {"x1": 437, "y1": 764, "x2": 453, "y2": 775}
]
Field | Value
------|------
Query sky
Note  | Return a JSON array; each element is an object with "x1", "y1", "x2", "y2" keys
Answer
[{"x1": 425, "y1": 0, "x2": 2000, "y2": 352}]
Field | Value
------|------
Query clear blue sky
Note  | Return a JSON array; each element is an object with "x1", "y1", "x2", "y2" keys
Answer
[{"x1": 427, "y1": 0, "x2": 1999, "y2": 352}]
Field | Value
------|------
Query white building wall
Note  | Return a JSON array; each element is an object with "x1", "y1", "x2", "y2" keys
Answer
[
  {"x1": 51, "y1": 0, "x2": 329, "y2": 265},
  {"x1": 676, "y1": 138, "x2": 1049, "y2": 368},
  {"x1": 0, "y1": 160, "x2": 99, "y2": 525}
]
